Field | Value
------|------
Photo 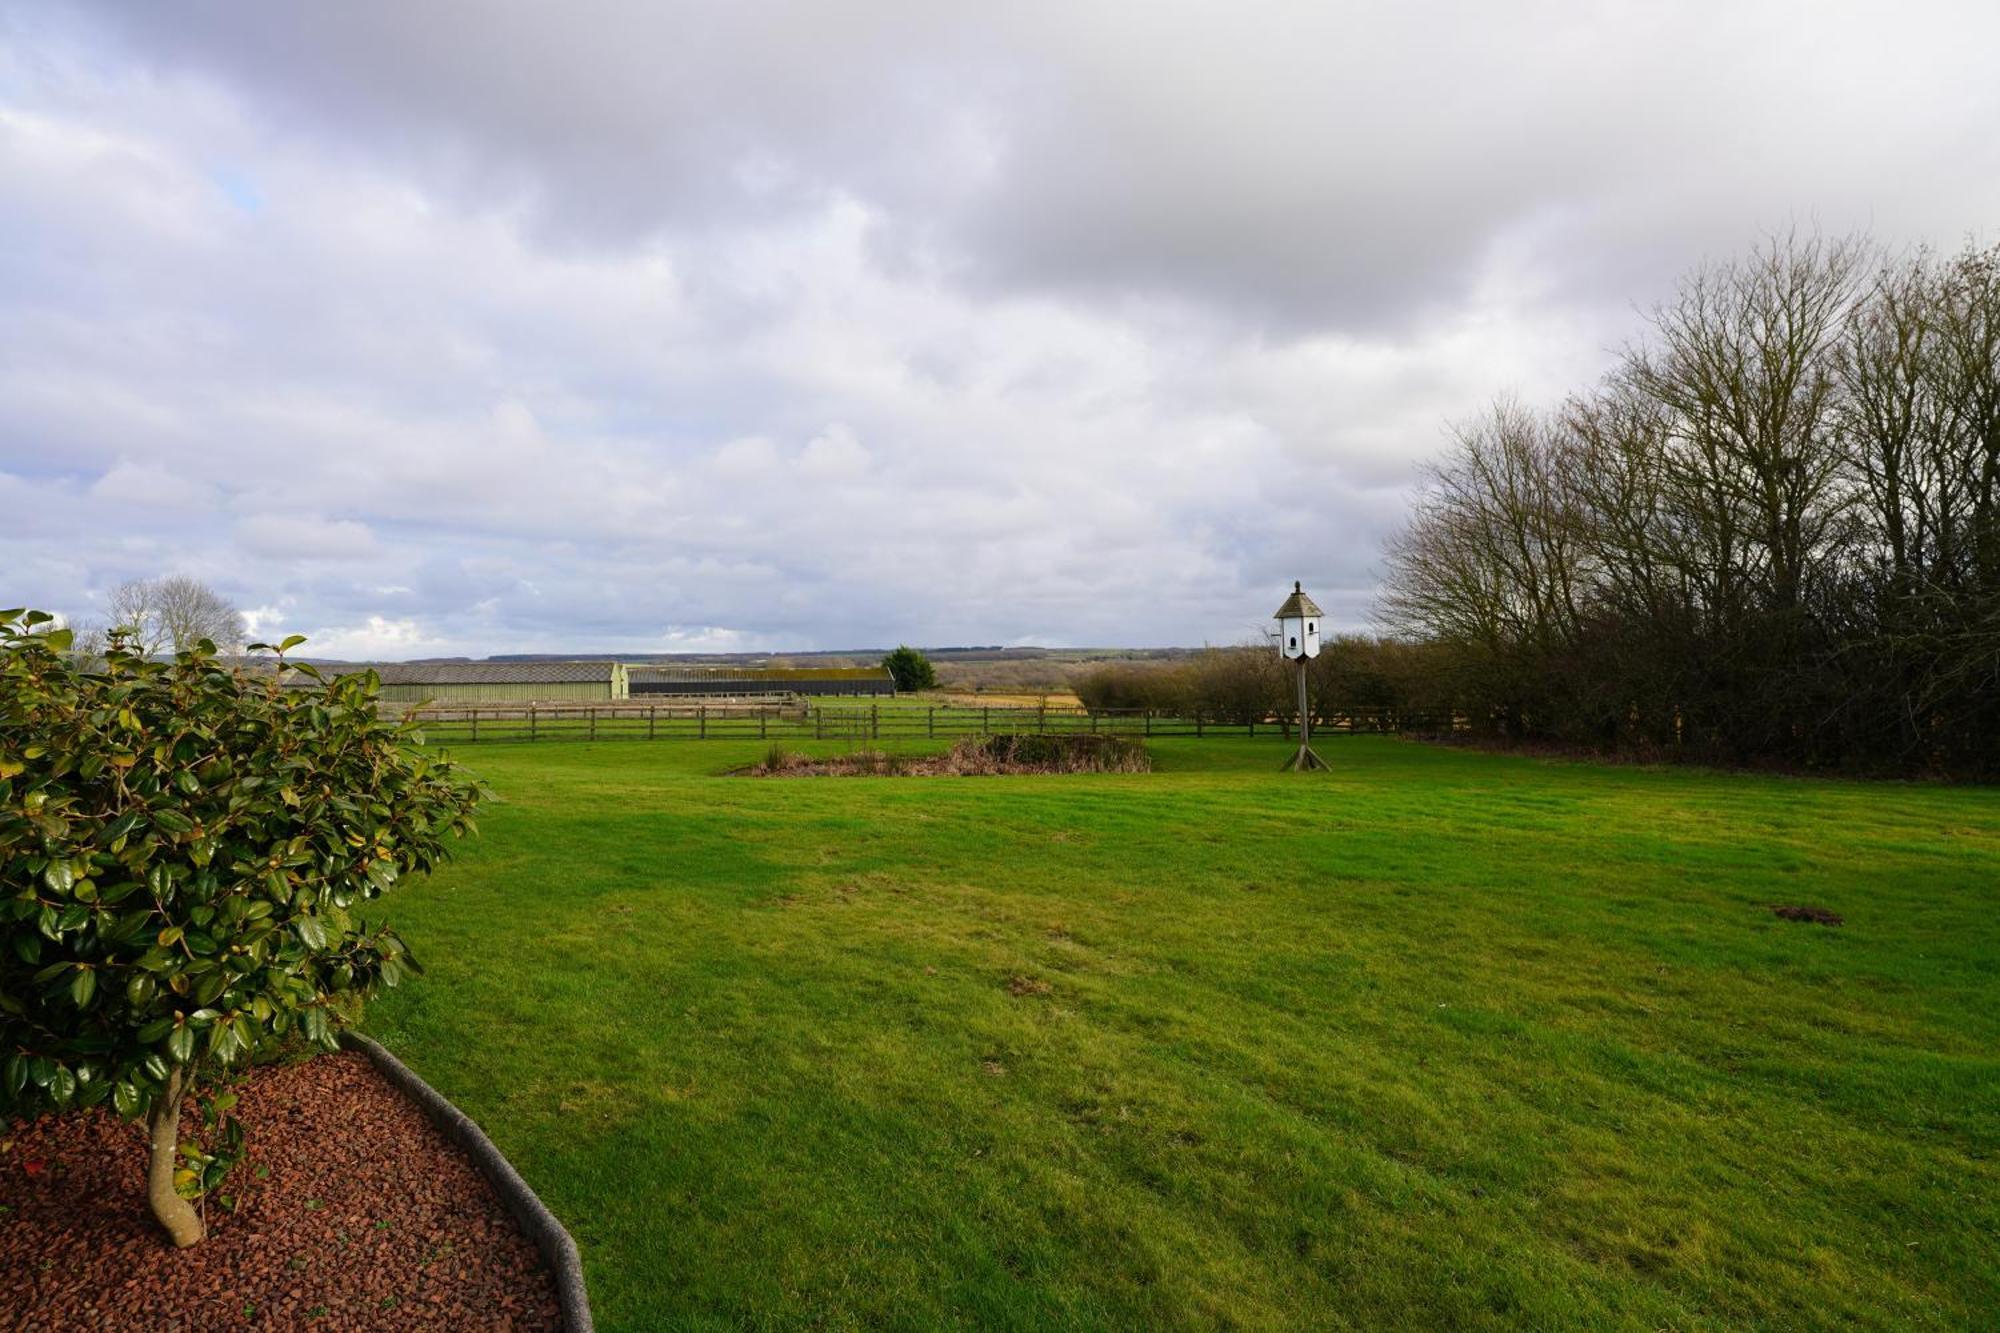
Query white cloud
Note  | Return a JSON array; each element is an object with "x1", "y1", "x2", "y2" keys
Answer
[
  {"x1": 299, "y1": 614, "x2": 450, "y2": 660},
  {"x1": 798, "y1": 424, "x2": 869, "y2": 478},
  {"x1": 88, "y1": 460, "x2": 219, "y2": 510},
  {"x1": 710, "y1": 436, "x2": 780, "y2": 480},
  {"x1": 236, "y1": 514, "x2": 377, "y2": 560},
  {"x1": 654, "y1": 625, "x2": 768, "y2": 653},
  {"x1": 238, "y1": 600, "x2": 295, "y2": 639}
]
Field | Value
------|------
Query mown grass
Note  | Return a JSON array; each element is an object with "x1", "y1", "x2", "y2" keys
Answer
[{"x1": 363, "y1": 736, "x2": 1999, "y2": 1330}]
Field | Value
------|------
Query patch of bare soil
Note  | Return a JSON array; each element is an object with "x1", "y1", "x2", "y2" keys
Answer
[
  {"x1": 746, "y1": 732, "x2": 1151, "y2": 778},
  {"x1": 0, "y1": 1051, "x2": 560, "y2": 1332},
  {"x1": 1770, "y1": 904, "x2": 1844, "y2": 926}
]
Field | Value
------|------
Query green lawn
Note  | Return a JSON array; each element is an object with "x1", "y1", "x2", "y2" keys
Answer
[{"x1": 362, "y1": 736, "x2": 2000, "y2": 1330}]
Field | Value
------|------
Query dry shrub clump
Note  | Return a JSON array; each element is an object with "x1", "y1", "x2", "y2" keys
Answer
[{"x1": 751, "y1": 733, "x2": 1151, "y2": 778}]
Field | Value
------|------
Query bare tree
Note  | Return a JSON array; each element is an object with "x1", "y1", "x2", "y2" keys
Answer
[
  {"x1": 1560, "y1": 382, "x2": 1683, "y2": 626},
  {"x1": 1932, "y1": 244, "x2": 2000, "y2": 593},
  {"x1": 105, "y1": 579, "x2": 154, "y2": 652},
  {"x1": 105, "y1": 575, "x2": 246, "y2": 656},
  {"x1": 1627, "y1": 232, "x2": 1865, "y2": 617},
  {"x1": 64, "y1": 619, "x2": 110, "y2": 663},
  {"x1": 1832, "y1": 244, "x2": 2000, "y2": 760},
  {"x1": 1374, "y1": 232, "x2": 2000, "y2": 773},
  {"x1": 1381, "y1": 400, "x2": 1593, "y2": 719},
  {"x1": 1835, "y1": 249, "x2": 1941, "y2": 581}
]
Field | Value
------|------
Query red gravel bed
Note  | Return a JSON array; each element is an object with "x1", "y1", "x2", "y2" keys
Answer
[{"x1": 1, "y1": 1051, "x2": 561, "y2": 1331}]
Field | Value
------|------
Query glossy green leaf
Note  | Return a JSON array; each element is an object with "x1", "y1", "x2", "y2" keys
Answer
[{"x1": 0, "y1": 606, "x2": 480, "y2": 1168}]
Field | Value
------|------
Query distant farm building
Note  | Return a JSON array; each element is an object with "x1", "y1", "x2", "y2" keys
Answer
[
  {"x1": 282, "y1": 659, "x2": 896, "y2": 702},
  {"x1": 628, "y1": 665, "x2": 896, "y2": 697},
  {"x1": 297, "y1": 661, "x2": 628, "y2": 703}
]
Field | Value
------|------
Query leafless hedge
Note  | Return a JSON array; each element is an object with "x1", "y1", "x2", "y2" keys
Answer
[{"x1": 1074, "y1": 639, "x2": 1441, "y2": 728}]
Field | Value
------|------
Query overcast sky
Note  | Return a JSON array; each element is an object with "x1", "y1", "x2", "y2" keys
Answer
[{"x1": 5, "y1": 2, "x2": 1997, "y2": 656}]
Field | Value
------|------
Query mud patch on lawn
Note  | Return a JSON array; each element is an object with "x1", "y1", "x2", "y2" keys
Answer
[
  {"x1": 1770, "y1": 904, "x2": 1844, "y2": 926},
  {"x1": 741, "y1": 733, "x2": 1151, "y2": 778}
]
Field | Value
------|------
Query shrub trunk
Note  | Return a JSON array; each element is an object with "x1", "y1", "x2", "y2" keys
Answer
[{"x1": 146, "y1": 1068, "x2": 204, "y2": 1248}]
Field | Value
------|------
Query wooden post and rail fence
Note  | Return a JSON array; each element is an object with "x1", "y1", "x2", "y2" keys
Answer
[{"x1": 402, "y1": 699, "x2": 1462, "y2": 745}]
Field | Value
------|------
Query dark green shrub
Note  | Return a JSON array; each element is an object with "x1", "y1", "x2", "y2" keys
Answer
[
  {"x1": 0, "y1": 611, "x2": 482, "y2": 1246},
  {"x1": 881, "y1": 646, "x2": 939, "y2": 692}
]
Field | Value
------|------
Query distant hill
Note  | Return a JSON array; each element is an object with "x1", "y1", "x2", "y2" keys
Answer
[{"x1": 459, "y1": 646, "x2": 1193, "y2": 666}]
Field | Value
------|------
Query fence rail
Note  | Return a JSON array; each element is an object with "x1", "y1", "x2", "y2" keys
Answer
[{"x1": 408, "y1": 701, "x2": 1460, "y2": 745}]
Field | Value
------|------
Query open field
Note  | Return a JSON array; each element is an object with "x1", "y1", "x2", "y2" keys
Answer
[
  {"x1": 912, "y1": 688, "x2": 1087, "y2": 709},
  {"x1": 363, "y1": 736, "x2": 2000, "y2": 1329}
]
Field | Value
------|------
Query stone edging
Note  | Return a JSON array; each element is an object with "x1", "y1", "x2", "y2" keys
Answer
[{"x1": 339, "y1": 1032, "x2": 593, "y2": 1332}]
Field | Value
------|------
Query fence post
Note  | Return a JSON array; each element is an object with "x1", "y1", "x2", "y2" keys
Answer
[
  {"x1": 927, "y1": 706, "x2": 935, "y2": 738},
  {"x1": 816, "y1": 709, "x2": 824, "y2": 740},
  {"x1": 587, "y1": 708, "x2": 596, "y2": 741},
  {"x1": 470, "y1": 710, "x2": 479, "y2": 743},
  {"x1": 983, "y1": 706, "x2": 990, "y2": 735},
  {"x1": 871, "y1": 704, "x2": 879, "y2": 740},
  {"x1": 1039, "y1": 704, "x2": 1046, "y2": 732},
  {"x1": 1145, "y1": 710, "x2": 1152, "y2": 737},
  {"x1": 1196, "y1": 709, "x2": 1204, "y2": 738},
  {"x1": 1090, "y1": 711, "x2": 1098, "y2": 734},
  {"x1": 530, "y1": 705, "x2": 537, "y2": 743},
  {"x1": 700, "y1": 705, "x2": 708, "y2": 740},
  {"x1": 760, "y1": 708, "x2": 768, "y2": 740},
  {"x1": 648, "y1": 705, "x2": 657, "y2": 740}
]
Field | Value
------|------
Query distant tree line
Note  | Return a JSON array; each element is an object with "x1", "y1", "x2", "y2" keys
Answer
[{"x1": 1380, "y1": 234, "x2": 2000, "y2": 776}]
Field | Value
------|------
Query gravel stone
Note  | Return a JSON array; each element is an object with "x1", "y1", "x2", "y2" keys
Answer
[{"x1": 1, "y1": 1051, "x2": 561, "y2": 1331}]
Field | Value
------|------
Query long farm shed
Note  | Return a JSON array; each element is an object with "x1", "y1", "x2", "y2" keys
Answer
[
  {"x1": 292, "y1": 661, "x2": 629, "y2": 703},
  {"x1": 282, "y1": 659, "x2": 897, "y2": 703},
  {"x1": 628, "y1": 665, "x2": 896, "y2": 697}
]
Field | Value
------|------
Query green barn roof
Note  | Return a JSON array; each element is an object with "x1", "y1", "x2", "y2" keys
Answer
[{"x1": 1273, "y1": 582, "x2": 1324, "y2": 619}]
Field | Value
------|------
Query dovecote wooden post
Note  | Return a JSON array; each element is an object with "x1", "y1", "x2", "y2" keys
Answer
[{"x1": 1275, "y1": 580, "x2": 1329, "y2": 772}]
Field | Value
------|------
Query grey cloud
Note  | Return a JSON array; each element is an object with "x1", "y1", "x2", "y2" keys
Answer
[
  {"x1": 49, "y1": 1, "x2": 2000, "y2": 333},
  {"x1": 5, "y1": 1, "x2": 1998, "y2": 654}
]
